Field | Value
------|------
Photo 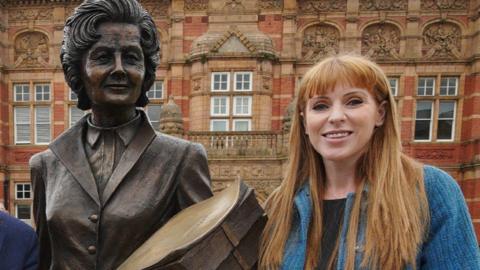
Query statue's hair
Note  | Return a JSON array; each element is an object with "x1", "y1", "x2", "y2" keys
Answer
[
  {"x1": 259, "y1": 54, "x2": 429, "y2": 270},
  {"x1": 60, "y1": 0, "x2": 160, "y2": 110}
]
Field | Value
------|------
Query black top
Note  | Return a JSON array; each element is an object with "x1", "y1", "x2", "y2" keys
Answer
[{"x1": 317, "y1": 198, "x2": 346, "y2": 270}]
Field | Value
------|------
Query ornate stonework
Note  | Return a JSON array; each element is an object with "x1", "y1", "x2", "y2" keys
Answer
[
  {"x1": 362, "y1": 23, "x2": 401, "y2": 60},
  {"x1": 302, "y1": 24, "x2": 340, "y2": 61},
  {"x1": 257, "y1": 0, "x2": 282, "y2": 10},
  {"x1": 8, "y1": 8, "x2": 53, "y2": 22},
  {"x1": 423, "y1": 22, "x2": 461, "y2": 59},
  {"x1": 359, "y1": 0, "x2": 407, "y2": 11},
  {"x1": 421, "y1": 0, "x2": 468, "y2": 10},
  {"x1": 141, "y1": 0, "x2": 169, "y2": 17},
  {"x1": 184, "y1": 0, "x2": 208, "y2": 11},
  {"x1": 223, "y1": 0, "x2": 246, "y2": 13},
  {"x1": 298, "y1": 0, "x2": 347, "y2": 13},
  {"x1": 14, "y1": 32, "x2": 49, "y2": 68}
]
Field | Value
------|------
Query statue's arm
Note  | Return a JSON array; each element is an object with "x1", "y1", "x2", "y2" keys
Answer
[
  {"x1": 30, "y1": 153, "x2": 51, "y2": 270},
  {"x1": 175, "y1": 143, "x2": 213, "y2": 209}
]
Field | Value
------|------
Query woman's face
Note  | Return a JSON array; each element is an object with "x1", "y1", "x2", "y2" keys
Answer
[
  {"x1": 303, "y1": 83, "x2": 385, "y2": 164},
  {"x1": 81, "y1": 22, "x2": 145, "y2": 108}
]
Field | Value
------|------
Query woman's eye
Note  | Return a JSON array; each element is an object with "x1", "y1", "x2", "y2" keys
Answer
[
  {"x1": 92, "y1": 54, "x2": 110, "y2": 62},
  {"x1": 346, "y1": 99, "x2": 363, "y2": 106},
  {"x1": 312, "y1": 103, "x2": 329, "y2": 111}
]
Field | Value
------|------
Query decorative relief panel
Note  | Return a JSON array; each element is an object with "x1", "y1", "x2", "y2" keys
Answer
[
  {"x1": 422, "y1": 22, "x2": 461, "y2": 59},
  {"x1": 414, "y1": 149, "x2": 454, "y2": 160},
  {"x1": 302, "y1": 24, "x2": 340, "y2": 61},
  {"x1": 421, "y1": 0, "x2": 468, "y2": 10},
  {"x1": 298, "y1": 0, "x2": 347, "y2": 13},
  {"x1": 184, "y1": 0, "x2": 208, "y2": 11},
  {"x1": 361, "y1": 23, "x2": 401, "y2": 60},
  {"x1": 359, "y1": 0, "x2": 407, "y2": 11},
  {"x1": 257, "y1": 0, "x2": 282, "y2": 10},
  {"x1": 14, "y1": 32, "x2": 49, "y2": 68},
  {"x1": 142, "y1": 0, "x2": 169, "y2": 17},
  {"x1": 223, "y1": 0, "x2": 246, "y2": 13},
  {"x1": 9, "y1": 8, "x2": 53, "y2": 22}
]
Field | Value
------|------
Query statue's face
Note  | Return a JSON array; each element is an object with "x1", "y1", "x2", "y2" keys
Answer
[{"x1": 81, "y1": 22, "x2": 145, "y2": 108}]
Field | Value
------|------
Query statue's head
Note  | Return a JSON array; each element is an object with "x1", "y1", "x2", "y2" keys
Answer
[{"x1": 61, "y1": 0, "x2": 160, "y2": 110}]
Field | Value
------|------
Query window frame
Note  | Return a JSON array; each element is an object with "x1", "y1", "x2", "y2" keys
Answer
[
  {"x1": 211, "y1": 72, "x2": 230, "y2": 92},
  {"x1": 210, "y1": 119, "x2": 229, "y2": 132},
  {"x1": 14, "y1": 106, "x2": 31, "y2": 144},
  {"x1": 210, "y1": 96, "x2": 230, "y2": 116},
  {"x1": 413, "y1": 75, "x2": 460, "y2": 142},
  {"x1": 14, "y1": 84, "x2": 30, "y2": 102},
  {"x1": 436, "y1": 100, "x2": 456, "y2": 142},
  {"x1": 417, "y1": 77, "x2": 435, "y2": 96},
  {"x1": 148, "y1": 80, "x2": 164, "y2": 100},
  {"x1": 15, "y1": 183, "x2": 32, "y2": 200},
  {"x1": 233, "y1": 72, "x2": 253, "y2": 92},
  {"x1": 233, "y1": 119, "x2": 251, "y2": 131},
  {"x1": 34, "y1": 83, "x2": 51, "y2": 101},
  {"x1": 233, "y1": 96, "x2": 252, "y2": 116},
  {"x1": 414, "y1": 100, "x2": 434, "y2": 142}
]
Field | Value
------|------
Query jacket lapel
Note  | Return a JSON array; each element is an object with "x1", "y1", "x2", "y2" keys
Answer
[
  {"x1": 49, "y1": 116, "x2": 100, "y2": 206},
  {"x1": 101, "y1": 112, "x2": 156, "y2": 206}
]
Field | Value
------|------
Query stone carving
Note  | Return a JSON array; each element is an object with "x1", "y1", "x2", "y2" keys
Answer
[
  {"x1": 223, "y1": 0, "x2": 246, "y2": 13},
  {"x1": 362, "y1": 23, "x2": 401, "y2": 60},
  {"x1": 423, "y1": 22, "x2": 461, "y2": 59},
  {"x1": 159, "y1": 96, "x2": 184, "y2": 137},
  {"x1": 14, "y1": 32, "x2": 49, "y2": 67},
  {"x1": 192, "y1": 78, "x2": 202, "y2": 92},
  {"x1": 9, "y1": 8, "x2": 53, "y2": 21},
  {"x1": 359, "y1": 0, "x2": 407, "y2": 11},
  {"x1": 421, "y1": 0, "x2": 468, "y2": 10},
  {"x1": 142, "y1": 0, "x2": 169, "y2": 17},
  {"x1": 262, "y1": 76, "x2": 271, "y2": 91},
  {"x1": 184, "y1": 0, "x2": 208, "y2": 11},
  {"x1": 414, "y1": 149, "x2": 454, "y2": 160},
  {"x1": 298, "y1": 0, "x2": 347, "y2": 13},
  {"x1": 302, "y1": 24, "x2": 340, "y2": 61},
  {"x1": 211, "y1": 27, "x2": 256, "y2": 53},
  {"x1": 257, "y1": 0, "x2": 282, "y2": 9}
]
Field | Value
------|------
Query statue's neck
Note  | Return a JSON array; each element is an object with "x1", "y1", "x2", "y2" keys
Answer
[{"x1": 90, "y1": 105, "x2": 137, "y2": 127}]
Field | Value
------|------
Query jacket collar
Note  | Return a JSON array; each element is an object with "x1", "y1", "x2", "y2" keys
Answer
[{"x1": 49, "y1": 110, "x2": 156, "y2": 207}]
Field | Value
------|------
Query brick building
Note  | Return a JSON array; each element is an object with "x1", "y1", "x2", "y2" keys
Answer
[{"x1": 0, "y1": 0, "x2": 479, "y2": 240}]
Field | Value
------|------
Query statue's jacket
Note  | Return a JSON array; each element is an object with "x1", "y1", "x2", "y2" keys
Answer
[{"x1": 30, "y1": 110, "x2": 213, "y2": 270}]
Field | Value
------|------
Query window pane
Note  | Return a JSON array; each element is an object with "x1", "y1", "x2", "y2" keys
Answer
[
  {"x1": 212, "y1": 73, "x2": 229, "y2": 91},
  {"x1": 16, "y1": 205, "x2": 31, "y2": 220},
  {"x1": 417, "y1": 77, "x2": 435, "y2": 96},
  {"x1": 211, "y1": 120, "x2": 228, "y2": 131},
  {"x1": 15, "y1": 107, "x2": 30, "y2": 143},
  {"x1": 440, "y1": 77, "x2": 458, "y2": 96},
  {"x1": 14, "y1": 84, "x2": 30, "y2": 101},
  {"x1": 70, "y1": 106, "x2": 84, "y2": 127},
  {"x1": 388, "y1": 78, "x2": 398, "y2": 96},
  {"x1": 438, "y1": 101, "x2": 455, "y2": 119},
  {"x1": 35, "y1": 84, "x2": 50, "y2": 101},
  {"x1": 414, "y1": 120, "x2": 431, "y2": 140},
  {"x1": 234, "y1": 120, "x2": 250, "y2": 131},
  {"x1": 415, "y1": 101, "x2": 432, "y2": 119},
  {"x1": 35, "y1": 107, "x2": 51, "y2": 144},
  {"x1": 211, "y1": 97, "x2": 228, "y2": 116},
  {"x1": 146, "y1": 105, "x2": 162, "y2": 131},
  {"x1": 148, "y1": 81, "x2": 163, "y2": 99},
  {"x1": 437, "y1": 120, "x2": 453, "y2": 140}
]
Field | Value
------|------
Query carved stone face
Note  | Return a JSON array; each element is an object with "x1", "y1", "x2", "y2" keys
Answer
[{"x1": 81, "y1": 22, "x2": 145, "y2": 108}]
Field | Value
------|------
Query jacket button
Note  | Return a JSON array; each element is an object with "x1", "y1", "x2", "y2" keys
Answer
[
  {"x1": 89, "y1": 214, "x2": 99, "y2": 223},
  {"x1": 87, "y1": 245, "x2": 96, "y2": 254}
]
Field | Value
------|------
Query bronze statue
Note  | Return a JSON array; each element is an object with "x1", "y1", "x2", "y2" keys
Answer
[{"x1": 30, "y1": 0, "x2": 213, "y2": 269}]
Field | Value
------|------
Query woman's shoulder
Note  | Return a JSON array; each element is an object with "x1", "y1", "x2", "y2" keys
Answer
[{"x1": 422, "y1": 165, "x2": 461, "y2": 197}]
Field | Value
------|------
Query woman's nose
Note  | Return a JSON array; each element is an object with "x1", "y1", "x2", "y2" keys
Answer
[{"x1": 328, "y1": 103, "x2": 346, "y2": 124}]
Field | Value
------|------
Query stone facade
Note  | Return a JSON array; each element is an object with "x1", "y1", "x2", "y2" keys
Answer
[{"x1": 0, "y1": 0, "x2": 479, "y2": 241}]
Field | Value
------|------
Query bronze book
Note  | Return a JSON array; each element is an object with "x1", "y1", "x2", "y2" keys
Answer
[{"x1": 118, "y1": 180, "x2": 266, "y2": 270}]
